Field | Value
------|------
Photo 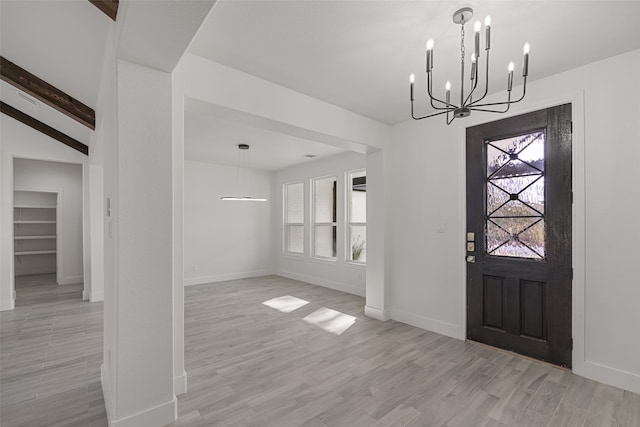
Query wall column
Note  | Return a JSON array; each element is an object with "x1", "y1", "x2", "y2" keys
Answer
[
  {"x1": 365, "y1": 149, "x2": 388, "y2": 320},
  {"x1": 101, "y1": 58, "x2": 176, "y2": 427}
]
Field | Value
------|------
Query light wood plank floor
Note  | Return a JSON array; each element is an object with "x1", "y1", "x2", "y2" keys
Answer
[
  {"x1": 0, "y1": 274, "x2": 106, "y2": 426},
  {"x1": 2, "y1": 274, "x2": 639, "y2": 426},
  {"x1": 173, "y1": 276, "x2": 640, "y2": 427}
]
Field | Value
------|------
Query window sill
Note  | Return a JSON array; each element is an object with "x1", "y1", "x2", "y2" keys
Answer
[
  {"x1": 282, "y1": 252, "x2": 305, "y2": 260},
  {"x1": 309, "y1": 256, "x2": 337, "y2": 266},
  {"x1": 344, "y1": 261, "x2": 366, "y2": 269}
]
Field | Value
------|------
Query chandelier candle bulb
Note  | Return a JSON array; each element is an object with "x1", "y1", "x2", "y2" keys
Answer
[
  {"x1": 426, "y1": 39, "x2": 434, "y2": 71},
  {"x1": 409, "y1": 74, "x2": 415, "y2": 101},
  {"x1": 471, "y1": 53, "x2": 477, "y2": 79},
  {"x1": 523, "y1": 42, "x2": 530, "y2": 76},
  {"x1": 485, "y1": 16, "x2": 491, "y2": 49},
  {"x1": 445, "y1": 81, "x2": 451, "y2": 104},
  {"x1": 508, "y1": 62, "x2": 514, "y2": 91},
  {"x1": 474, "y1": 21, "x2": 481, "y2": 58}
]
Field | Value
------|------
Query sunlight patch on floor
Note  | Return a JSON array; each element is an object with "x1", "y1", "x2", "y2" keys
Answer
[
  {"x1": 303, "y1": 307, "x2": 356, "y2": 335},
  {"x1": 262, "y1": 295, "x2": 309, "y2": 313}
]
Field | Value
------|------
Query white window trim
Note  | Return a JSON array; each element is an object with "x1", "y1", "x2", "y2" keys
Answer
[
  {"x1": 346, "y1": 169, "x2": 366, "y2": 264},
  {"x1": 311, "y1": 175, "x2": 337, "y2": 261},
  {"x1": 284, "y1": 181, "x2": 304, "y2": 255}
]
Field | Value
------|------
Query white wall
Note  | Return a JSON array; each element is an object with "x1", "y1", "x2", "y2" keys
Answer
[
  {"x1": 0, "y1": 116, "x2": 88, "y2": 310},
  {"x1": 184, "y1": 160, "x2": 274, "y2": 285},
  {"x1": 387, "y1": 48, "x2": 640, "y2": 393},
  {"x1": 275, "y1": 151, "x2": 367, "y2": 296},
  {"x1": 13, "y1": 158, "x2": 83, "y2": 283}
]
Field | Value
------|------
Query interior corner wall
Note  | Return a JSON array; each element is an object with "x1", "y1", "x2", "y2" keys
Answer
[
  {"x1": 0, "y1": 115, "x2": 88, "y2": 311},
  {"x1": 183, "y1": 160, "x2": 274, "y2": 286},
  {"x1": 387, "y1": 48, "x2": 640, "y2": 394},
  {"x1": 274, "y1": 151, "x2": 367, "y2": 297}
]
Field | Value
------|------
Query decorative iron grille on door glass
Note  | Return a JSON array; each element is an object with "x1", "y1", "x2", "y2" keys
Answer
[{"x1": 486, "y1": 131, "x2": 546, "y2": 259}]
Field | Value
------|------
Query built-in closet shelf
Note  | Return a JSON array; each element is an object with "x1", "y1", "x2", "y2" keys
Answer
[
  {"x1": 13, "y1": 191, "x2": 58, "y2": 275},
  {"x1": 15, "y1": 250, "x2": 57, "y2": 256},
  {"x1": 14, "y1": 235, "x2": 56, "y2": 240},
  {"x1": 14, "y1": 220, "x2": 56, "y2": 224}
]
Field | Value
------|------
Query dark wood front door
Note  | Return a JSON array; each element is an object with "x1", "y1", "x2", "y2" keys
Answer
[{"x1": 466, "y1": 104, "x2": 572, "y2": 367}]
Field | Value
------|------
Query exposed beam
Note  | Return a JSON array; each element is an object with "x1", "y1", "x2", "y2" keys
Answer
[
  {"x1": 0, "y1": 56, "x2": 95, "y2": 130},
  {"x1": 89, "y1": 0, "x2": 119, "y2": 21},
  {"x1": 1, "y1": 102, "x2": 89, "y2": 156}
]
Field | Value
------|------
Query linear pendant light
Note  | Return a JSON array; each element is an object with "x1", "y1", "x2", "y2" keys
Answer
[{"x1": 221, "y1": 144, "x2": 267, "y2": 202}]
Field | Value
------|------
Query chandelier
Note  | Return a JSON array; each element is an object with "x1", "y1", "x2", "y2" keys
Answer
[{"x1": 409, "y1": 7, "x2": 529, "y2": 124}]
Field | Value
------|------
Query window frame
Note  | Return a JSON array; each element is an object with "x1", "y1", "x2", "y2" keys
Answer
[
  {"x1": 283, "y1": 181, "x2": 305, "y2": 255},
  {"x1": 311, "y1": 175, "x2": 338, "y2": 261},
  {"x1": 346, "y1": 169, "x2": 366, "y2": 264}
]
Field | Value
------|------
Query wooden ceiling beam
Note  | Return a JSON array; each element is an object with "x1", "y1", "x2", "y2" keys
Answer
[
  {"x1": 1, "y1": 102, "x2": 89, "y2": 156},
  {"x1": 0, "y1": 56, "x2": 95, "y2": 130},
  {"x1": 89, "y1": 0, "x2": 119, "y2": 21}
]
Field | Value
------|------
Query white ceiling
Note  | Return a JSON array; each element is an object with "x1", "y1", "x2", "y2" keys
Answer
[
  {"x1": 0, "y1": 0, "x2": 111, "y2": 147},
  {"x1": 189, "y1": 0, "x2": 640, "y2": 125},
  {"x1": 3, "y1": 1, "x2": 640, "y2": 170},
  {"x1": 185, "y1": 97, "x2": 346, "y2": 171}
]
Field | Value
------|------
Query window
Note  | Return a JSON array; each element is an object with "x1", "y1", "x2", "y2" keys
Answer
[
  {"x1": 284, "y1": 182, "x2": 304, "y2": 254},
  {"x1": 348, "y1": 170, "x2": 366, "y2": 262},
  {"x1": 312, "y1": 176, "x2": 337, "y2": 259},
  {"x1": 486, "y1": 132, "x2": 545, "y2": 259}
]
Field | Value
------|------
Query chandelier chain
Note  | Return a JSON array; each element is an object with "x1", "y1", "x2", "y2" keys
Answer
[
  {"x1": 460, "y1": 19, "x2": 465, "y2": 68},
  {"x1": 460, "y1": 17, "x2": 466, "y2": 107}
]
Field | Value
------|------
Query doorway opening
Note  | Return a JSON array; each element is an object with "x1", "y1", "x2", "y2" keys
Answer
[{"x1": 12, "y1": 158, "x2": 84, "y2": 306}]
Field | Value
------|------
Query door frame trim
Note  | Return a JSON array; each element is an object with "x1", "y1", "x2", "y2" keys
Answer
[{"x1": 458, "y1": 90, "x2": 586, "y2": 371}]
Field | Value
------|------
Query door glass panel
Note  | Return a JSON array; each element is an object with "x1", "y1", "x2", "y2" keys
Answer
[{"x1": 486, "y1": 131, "x2": 546, "y2": 260}]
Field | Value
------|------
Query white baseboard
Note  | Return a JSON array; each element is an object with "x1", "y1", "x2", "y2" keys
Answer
[
  {"x1": 90, "y1": 291, "x2": 104, "y2": 302},
  {"x1": 390, "y1": 308, "x2": 460, "y2": 340},
  {"x1": 278, "y1": 270, "x2": 365, "y2": 297},
  {"x1": 101, "y1": 363, "x2": 113, "y2": 423},
  {"x1": 574, "y1": 360, "x2": 640, "y2": 395},
  {"x1": 0, "y1": 298, "x2": 15, "y2": 311},
  {"x1": 102, "y1": 363, "x2": 177, "y2": 427},
  {"x1": 59, "y1": 275, "x2": 83, "y2": 285},
  {"x1": 174, "y1": 370, "x2": 187, "y2": 396},
  {"x1": 110, "y1": 397, "x2": 176, "y2": 427},
  {"x1": 364, "y1": 305, "x2": 390, "y2": 321},
  {"x1": 184, "y1": 269, "x2": 276, "y2": 286}
]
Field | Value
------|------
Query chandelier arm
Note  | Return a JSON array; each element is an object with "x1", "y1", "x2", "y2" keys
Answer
[
  {"x1": 471, "y1": 76, "x2": 527, "y2": 108},
  {"x1": 447, "y1": 111, "x2": 456, "y2": 125},
  {"x1": 470, "y1": 105, "x2": 511, "y2": 114},
  {"x1": 427, "y1": 72, "x2": 456, "y2": 110},
  {"x1": 468, "y1": 51, "x2": 491, "y2": 107},
  {"x1": 411, "y1": 105, "x2": 452, "y2": 120},
  {"x1": 463, "y1": 58, "x2": 481, "y2": 106}
]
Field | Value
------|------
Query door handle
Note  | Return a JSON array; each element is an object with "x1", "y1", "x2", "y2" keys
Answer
[{"x1": 466, "y1": 255, "x2": 476, "y2": 263}]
